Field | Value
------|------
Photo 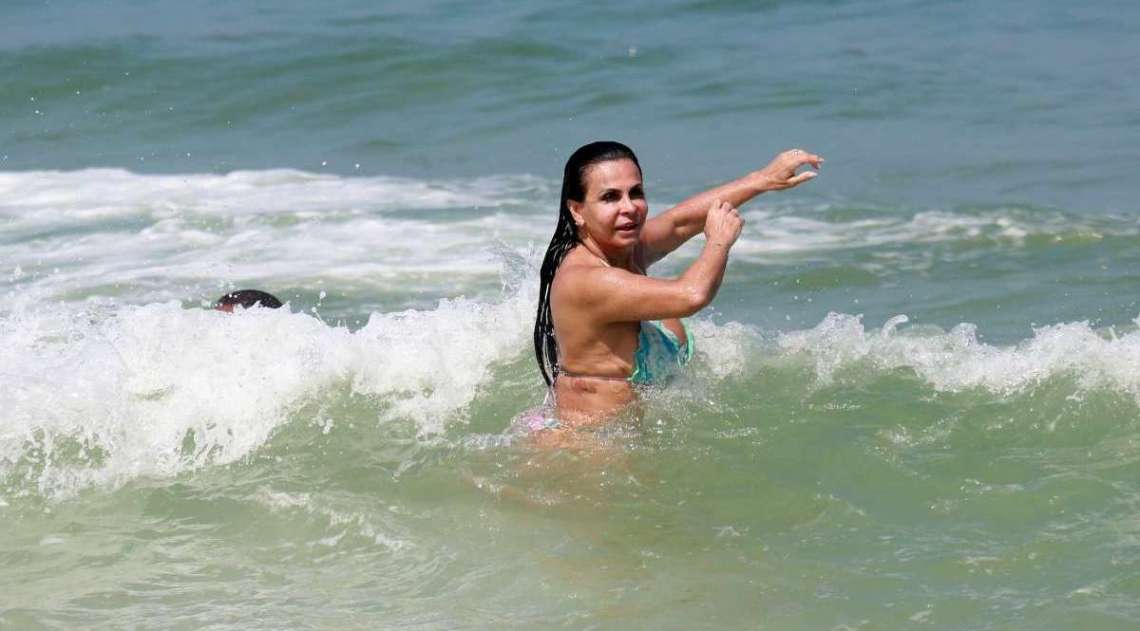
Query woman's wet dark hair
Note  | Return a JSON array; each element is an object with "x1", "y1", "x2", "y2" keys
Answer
[{"x1": 534, "y1": 141, "x2": 642, "y2": 387}]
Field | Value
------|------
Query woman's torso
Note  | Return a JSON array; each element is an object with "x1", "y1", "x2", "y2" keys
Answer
[{"x1": 549, "y1": 246, "x2": 687, "y2": 424}]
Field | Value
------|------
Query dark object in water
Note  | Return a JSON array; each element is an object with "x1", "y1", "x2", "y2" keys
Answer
[{"x1": 214, "y1": 289, "x2": 283, "y2": 312}]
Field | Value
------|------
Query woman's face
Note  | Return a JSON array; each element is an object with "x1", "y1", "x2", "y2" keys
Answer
[{"x1": 569, "y1": 158, "x2": 648, "y2": 251}]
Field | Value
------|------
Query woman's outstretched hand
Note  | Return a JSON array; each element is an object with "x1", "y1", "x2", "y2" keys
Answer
[
  {"x1": 703, "y1": 199, "x2": 743, "y2": 248},
  {"x1": 756, "y1": 148, "x2": 824, "y2": 191}
]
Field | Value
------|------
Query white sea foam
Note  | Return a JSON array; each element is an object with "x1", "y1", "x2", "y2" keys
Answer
[
  {"x1": 5, "y1": 293, "x2": 1139, "y2": 501},
  {"x1": 729, "y1": 206, "x2": 1125, "y2": 263},
  {"x1": 0, "y1": 286, "x2": 536, "y2": 500},
  {"x1": 0, "y1": 168, "x2": 548, "y2": 222},
  {"x1": 776, "y1": 312, "x2": 1140, "y2": 398},
  {"x1": 0, "y1": 169, "x2": 554, "y2": 305},
  {"x1": 687, "y1": 319, "x2": 761, "y2": 379},
  {"x1": 1, "y1": 169, "x2": 1129, "y2": 305}
]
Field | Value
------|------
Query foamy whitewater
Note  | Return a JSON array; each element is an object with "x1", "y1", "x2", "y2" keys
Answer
[{"x1": 5, "y1": 1, "x2": 1140, "y2": 627}]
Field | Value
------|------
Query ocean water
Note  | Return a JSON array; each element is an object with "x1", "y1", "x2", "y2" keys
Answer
[{"x1": 3, "y1": 1, "x2": 1140, "y2": 628}]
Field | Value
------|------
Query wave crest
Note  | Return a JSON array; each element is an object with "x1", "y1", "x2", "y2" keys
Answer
[{"x1": 777, "y1": 312, "x2": 1140, "y2": 397}]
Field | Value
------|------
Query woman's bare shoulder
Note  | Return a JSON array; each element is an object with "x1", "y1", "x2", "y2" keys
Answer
[
  {"x1": 552, "y1": 249, "x2": 613, "y2": 303},
  {"x1": 555, "y1": 247, "x2": 601, "y2": 277}
]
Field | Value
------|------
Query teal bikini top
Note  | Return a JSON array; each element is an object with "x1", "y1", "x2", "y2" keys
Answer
[
  {"x1": 558, "y1": 320, "x2": 694, "y2": 385},
  {"x1": 629, "y1": 320, "x2": 694, "y2": 384}
]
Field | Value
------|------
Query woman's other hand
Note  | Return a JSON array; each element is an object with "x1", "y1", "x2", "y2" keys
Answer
[
  {"x1": 755, "y1": 148, "x2": 824, "y2": 191},
  {"x1": 703, "y1": 199, "x2": 743, "y2": 248}
]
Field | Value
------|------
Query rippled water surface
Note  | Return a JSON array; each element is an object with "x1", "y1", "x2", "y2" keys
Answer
[{"x1": 3, "y1": 1, "x2": 1140, "y2": 628}]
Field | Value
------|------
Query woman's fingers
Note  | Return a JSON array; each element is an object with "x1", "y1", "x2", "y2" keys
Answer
[
  {"x1": 762, "y1": 148, "x2": 823, "y2": 189},
  {"x1": 784, "y1": 149, "x2": 824, "y2": 169},
  {"x1": 785, "y1": 171, "x2": 818, "y2": 187},
  {"x1": 711, "y1": 200, "x2": 741, "y2": 218},
  {"x1": 761, "y1": 149, "x2": 823, "y2": 190},
  {"x1": 705, "y1": 199, "x2": 743, "y2": 245}
]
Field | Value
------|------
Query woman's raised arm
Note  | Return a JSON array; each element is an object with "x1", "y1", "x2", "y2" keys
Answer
[
  {"x1": 559, "y1": 201, "x2": 744, "y2": 324},
  {"x1": 639, "y1": 148, "x2": 823, "y2": 264}
]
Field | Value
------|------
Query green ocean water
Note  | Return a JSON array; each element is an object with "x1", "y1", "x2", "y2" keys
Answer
[{"x1": 3, "y1": 1, "x2": 1140, "y2": 628}]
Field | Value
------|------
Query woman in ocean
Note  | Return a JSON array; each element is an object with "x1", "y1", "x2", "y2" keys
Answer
[{"x1": 533, "y1": 141, "x2": 823, "y2": 427}]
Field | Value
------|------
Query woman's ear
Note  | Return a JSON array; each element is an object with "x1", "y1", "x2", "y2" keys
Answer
[{"x1": 567, "y1": 200, "x2": 586, "y2": 227}]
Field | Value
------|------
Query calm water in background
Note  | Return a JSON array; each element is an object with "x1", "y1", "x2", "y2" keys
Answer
[{"x1": 3, "y1": 1, "x2": 1140, "y2": 628}]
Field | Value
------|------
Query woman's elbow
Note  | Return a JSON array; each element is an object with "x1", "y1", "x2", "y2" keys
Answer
[{"x1": 679, "y1": 285, "x2": 712, "y2": 315}]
